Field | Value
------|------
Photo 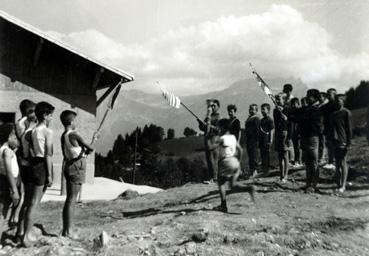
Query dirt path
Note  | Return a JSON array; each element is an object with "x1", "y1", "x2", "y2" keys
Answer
[{"x1": 2, "y1": 137, "x2": 369, "y2": 256}]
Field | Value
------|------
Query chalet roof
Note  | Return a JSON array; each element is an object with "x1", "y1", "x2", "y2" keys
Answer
[{"x1": 0, "y1": 9, "x2": 134, "y2": 84}]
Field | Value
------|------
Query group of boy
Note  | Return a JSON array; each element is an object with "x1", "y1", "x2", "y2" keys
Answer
[
  {"x1": 198, "y1": 83, "x2": 352, "y2": 197},
  {"x1": 0, "y1": 99, "x2": 95, "y2": 247}
]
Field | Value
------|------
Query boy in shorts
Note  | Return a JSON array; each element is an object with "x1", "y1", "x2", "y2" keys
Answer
[
  {"x1": 214, "y1": 118, "x2": 255, "y2": 213},
  {"x1": 245, "y1": 104, "x2": 260, "y2": 177},
  {"x1": 329, "y1": 95, "x2": 352, "y2": 193},
  {"x1": 274, "y1": 94, "x2": 290, "y2": 182},
  {"x1": 60, "y1": 110, "x2": 94, "y2": 237},
  {"x1": 259, "y1": 103, "x2": 274, "y2": 176},
  {"x1": 0, "y1": 123, "x2": 20, "y2": 235},
  {"x1": 22, "y1": 101, "x2": 54, "y2": 247}
]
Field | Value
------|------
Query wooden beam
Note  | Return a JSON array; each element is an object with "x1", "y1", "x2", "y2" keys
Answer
[
  {"x1": 33, "y1": 38, "x2": 44, "y2": 66},
  {"x1": 97, "y1": 81, "x2": 119, "y2": 108},
  {"x1": 91, "y1": 67, "x2": 105, "y2": 91}
]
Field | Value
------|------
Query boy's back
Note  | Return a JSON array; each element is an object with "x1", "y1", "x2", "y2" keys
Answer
[{"x1": 219, "y1": 134, "x2": 237, "y2": 159}]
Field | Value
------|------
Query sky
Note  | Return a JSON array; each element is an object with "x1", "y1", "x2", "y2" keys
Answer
[{"x1": 1, "y1": 0, "x2": 368, "y2": 95}]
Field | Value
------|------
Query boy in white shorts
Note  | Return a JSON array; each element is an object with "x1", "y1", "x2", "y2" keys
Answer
[{"x1": 214, "y1": 119, "x2": 255, "y2": 213}]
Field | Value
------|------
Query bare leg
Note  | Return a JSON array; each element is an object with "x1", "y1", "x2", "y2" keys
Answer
[
  {"x1": 16, "y1": 183, "x2": 32, "y2": 238},
  {"x1": 62, "y1": 182, "x2": 81, "y2": 237},
  {"x1": 340, "y1": 156, "x2": 348, "y2": 191},
  {"x1": 22, "y1": 185, "x2": 45, "y2": 247}
]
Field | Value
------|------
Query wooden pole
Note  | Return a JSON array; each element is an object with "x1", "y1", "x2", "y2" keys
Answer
[{"x1": 132, "y1": 128, "x2": 138, "y2": 184}]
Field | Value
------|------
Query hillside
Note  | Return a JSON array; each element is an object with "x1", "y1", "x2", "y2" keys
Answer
[
  {"x1": 96, "y1": 77, "x2": 308, "y2": 154},
  {"x1": 2, "y1": 137, "x2": 369, "y2": 256}
]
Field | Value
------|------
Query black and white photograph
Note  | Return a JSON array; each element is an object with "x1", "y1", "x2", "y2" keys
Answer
[{"x1": 0, "y1": 0, "x2": 368, "y2": 255}]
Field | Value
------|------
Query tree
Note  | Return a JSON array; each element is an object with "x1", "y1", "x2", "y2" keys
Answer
[
  {"x1": 345, "y1": 80, "x2": 369, "y2": 110},
  {"x1": 167, "y1": 128, "x2": 175, "y2": 140},
  {"x1": 183, "y1": 127, "x2": 197, "y2": 137}
]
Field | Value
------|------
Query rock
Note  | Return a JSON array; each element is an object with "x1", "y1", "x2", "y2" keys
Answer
[
  {"x1": 118, "y1": 189, "x2": 139, "y2": 200},
  {"x1": 191, "y1": 229, "x2": 208, "y2": 243},
  {"x1": 93, "y1": 231, "x2": 110, "y2": 249},
  {"x1": 185, "y1": 242, "x2": 197, "y2": 254}
]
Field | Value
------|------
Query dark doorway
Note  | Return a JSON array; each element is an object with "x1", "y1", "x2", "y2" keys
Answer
[{"x1": 0, "y1": 112, "x2": 16, "y2": 125}]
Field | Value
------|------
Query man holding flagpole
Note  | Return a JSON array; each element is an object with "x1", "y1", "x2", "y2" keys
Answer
[{"x1": 198, "y1": 99, "x2": 221, "y2": 184}]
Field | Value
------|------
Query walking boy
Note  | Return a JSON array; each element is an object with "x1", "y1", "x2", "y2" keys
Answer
[
  {"x1": 214, "y1": 118, "x2": 255, "y2": 213},
  {"x1": 198, "y1": 99, "x2": 220, "y2": 183},
  {"x1": 329, "y1": 95, "x2": 352, "y2": 193},
  {"x1": 245, "y1": 104, "x2": 260, "y2": 177},
  {"x1": 60, "y1": 110, "x2": 94, "y2": 237},
  {"x1": 259, "y1": 103, "x2": 274, "y2": 176},
  {"x1": 274, "y1": 94, "x2": 290, "y2": 182},
  {"x1": 21, "y1": 101, "x2": 54, "y2": 247}
]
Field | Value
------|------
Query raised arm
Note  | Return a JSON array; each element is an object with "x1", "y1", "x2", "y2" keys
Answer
[{"x1": 71, "y1": 132, "x2": 94, "y2": 154}]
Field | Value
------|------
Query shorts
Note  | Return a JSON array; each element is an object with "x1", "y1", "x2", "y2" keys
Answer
[
  {"x1": 218, "y1": 156, "x2": 240, "y2": 179},
  {"x1": 20, "y1": 165, "x2": 32, "y2": 184},
  {"x1": 30, "y1": 157, "x2": 48, "y2": 186},
  {"x1": 0, "y1": 174, "x2": 10, "y2": 196},
  {"x1": 334, "y1": 146, "x2": 348, "y2": 159},
  {"x1": 275, "y1": 130, "x2": 288, "y2": 152},
  {"x1": 64, "y1": 158, "x2": 86, "y2": 185}
]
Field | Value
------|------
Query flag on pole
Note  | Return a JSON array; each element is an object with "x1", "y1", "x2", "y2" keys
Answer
[
  {"x1": 249, "y1": 63, "x2": 276, "y2": 105},
  {"x1": 155, "y1": 81, "x2": 204, "y2": 122},
  {"x1": 156, "y1": 81, "x2": 181, "y2": 109},
  {"x1": 162, "y1": 88, "x2": 181, "y2": 109}
]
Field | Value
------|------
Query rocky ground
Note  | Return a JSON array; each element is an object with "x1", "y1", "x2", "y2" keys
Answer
[{"x1": 1, "y1": 137, "x2": 369, "y2": 256}]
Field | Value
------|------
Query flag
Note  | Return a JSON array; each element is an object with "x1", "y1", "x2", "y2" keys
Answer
[
  {"x1": 249, "y1": 63, "x2": 276, "y2": 105},
  {"x1": 160, "y1": 87, "x2": 181, "y2": 109}
]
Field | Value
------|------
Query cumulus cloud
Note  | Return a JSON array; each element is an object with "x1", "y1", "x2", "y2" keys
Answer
[{"x1": 47, "y1": 4, "x2": 369, "y2": 95}]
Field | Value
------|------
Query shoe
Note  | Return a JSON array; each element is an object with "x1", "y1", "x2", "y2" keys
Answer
[
  {"x1": 251, "y1": 170, "x2": 258, "y2": 178},
  {"x1": 203, "y1": 179, "x2": 214, "y2": 184},
  {"x1": 304, "y1": 186, "x2": 315, "y2": 194}
]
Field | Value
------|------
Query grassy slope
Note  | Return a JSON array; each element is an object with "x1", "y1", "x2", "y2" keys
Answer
[{"x1": 3, "y1": 137, "x2": 368, "y2": 256}]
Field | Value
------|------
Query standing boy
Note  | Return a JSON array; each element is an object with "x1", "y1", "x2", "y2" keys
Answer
[
  {"x1": 245, "y1": 104, "x2": 260, "y2": 177},
  {"x1": 214, "y1": 118, "x2": 255, "y2": 213},
  {"x1": 227, "y1": 104, "x2": 241, "y2": 142},
  {"x1": 322, "y1": 88, "x2": 337, "y2": 169},
  {"x1": 290, "y1": 98, "x2": 302, "y2": 167},
  {"x1": 198, "y1": 99, "x2": 220, "y2": 183},
  {"x1": 274, "y1": 94, "x2": 290, "y2": 182},
  {"x1": 329, "y1": 95, "x2": 352, "y2": 193},
  {"x1": 60, "y1": 110, "x2": 94, "y2": 237},
  {"x1": 21, "y1": 101, "x2": 54, "y2": 247},
  {"x1": 0, "y1": 124, "x2": 20, "y2": 236},
  {"x1": 259, "y1": 103, "x2": 274, "y2": 176},
  {"x1": 15, "y1": 100, "x2": 37, "y2": 240},
  {"x1": 295, "y1": 90, "x2": 323, "y2": 193}
]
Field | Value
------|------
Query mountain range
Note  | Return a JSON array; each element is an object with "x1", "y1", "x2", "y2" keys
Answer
[{"x1": 96, "y1": 77, "x2": 308, "y2": 154}]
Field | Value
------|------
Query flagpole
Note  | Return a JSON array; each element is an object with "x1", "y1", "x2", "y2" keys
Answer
[
  {"x1": 180, "y1": 102, "x2": 202, "y2": 121},
  {"x1": 155, "y1": 81, "x2": 205, "y2": 124}
]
